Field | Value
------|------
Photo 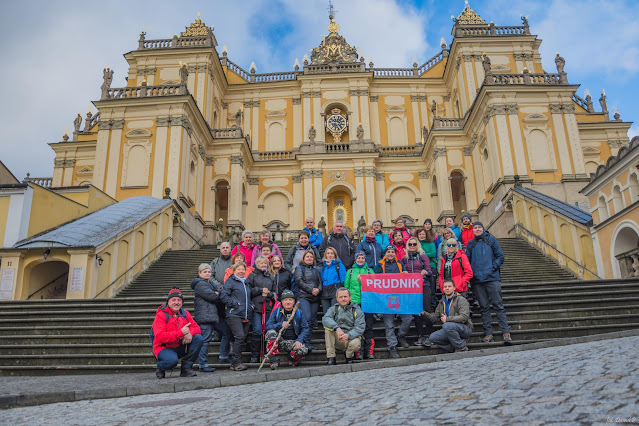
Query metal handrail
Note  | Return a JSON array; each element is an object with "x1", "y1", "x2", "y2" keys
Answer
[
  {"x1": 508, "y1": 223, "x2": 601, "y2": 279},
  {"x1": 189, "y1": 235, "x2": 206, "y2": 250},
  {"x1": 94, "y1": 236, "x2": 173, "y2": 299},
  {"x1": 26, "y1": 272, "x2": 69, "y2": 300}
]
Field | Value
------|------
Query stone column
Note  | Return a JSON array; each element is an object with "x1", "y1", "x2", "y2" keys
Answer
[
  {"x1": 410, "y1": 94, "x2": 421, "y2": 144},
  {"x1": 247, "y1": 177, "x2": 259, "y2": 229},
  {"x1": 364, "y1": 168, "x2": 376, "y2": 223},
  {"x1": 229, "y1": 155, "x2": 245, "y2": 224},
  {"x1": 505, "y1": 104, "x2": 528, "y2": 178},
  {"x1": 349, "y1": 89, "x2": 360, "y2": 140},
  {"x1": 463, "y1": 55, "x2": 476, "y2": 109},
  {"x1": 166, "y1": 123, "x2": 183, "y2": 198},
  {"x1": 293, "y1": 98, "x2": 302, "y2": 147},
  {"x1": 302, "y1": 170, "x2": 313, "y2": 221},
  {"x1": 359, "y1": 90, "x2": 371, "y2": 139},
  {"x1": 375, "y1": 172, "x2": 386, "y2": 224},
  {"x1": 92, "y1": 122, "x2": 111, "y2": 191},
  {"x1": 470, "y1": 140, "x2": 486, "y2": 201},
  {"x1": 252, "y1": 100, "x2": 260, "y2": 151},
  {"x1": 62, "y1": 159, "x2": 75, "y2": 186},
  {"x1": 196, "y1": 65, "x2": 206, "y2": 109},
  {"x1": 419, "y1": 95, "x2": 428, "y2": 134},
  {"x1": 105, "y1": 119, "x2": 125, "y2": 196},
  {"x1": 354, "y1": 169, "x2": 366, "y2": 220},
  {"x1": 370, "y1": 96, "x2": 381, "y2": 143},
  {"x1": 418, "y1": 171, "x2": 431, "y2": 219},
  {"x1": 152, "y1": 118, "x2": 170, "y2": 198},
  {"x1": 313, "y1": 91, "x2": 323, "y2": 142},
  {"x1": 549, "y1": 104, "x2": 574, "y2": 176},
  {"x1": 562, "y1": 103, "x2": 587, "y2": 176},
  {"x1": 302, "y1": 91, "x2": 311, "y2": 141},
  {"x1": 462, "y1": 149, "x2": 478, "y2": 210},
  {"x1": 243, "y1": 101, "x2": 252, "y2": 143},
  {"x1": 292, "y1": 175, "x2": 303, "y2": 228}
]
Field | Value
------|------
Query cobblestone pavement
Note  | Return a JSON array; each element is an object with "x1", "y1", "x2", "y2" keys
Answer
[{"x1": 4, "y1": 336, "x2": 639, "y2": 425}]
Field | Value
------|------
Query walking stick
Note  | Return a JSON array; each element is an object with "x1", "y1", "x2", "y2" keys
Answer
[{"x1": 257, "y1": 301, "x2": 300, "y2": 372}]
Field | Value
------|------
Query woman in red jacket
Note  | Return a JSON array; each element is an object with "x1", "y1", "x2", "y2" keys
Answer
[
  {"x1": 152, "y1": 287, "x2": 203, "y2": 378},
  {"x1": 438, "y1": 238, "x2": 473, "y2": 297},
  {"x1": 389, "y1": 217, "x2": 413, "y2": 244},
  {"x1": 389, "y1": 229, "x2": 407, "y2": 261}
]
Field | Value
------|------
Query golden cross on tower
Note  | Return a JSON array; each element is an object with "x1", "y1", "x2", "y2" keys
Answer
[{"x1": 327, "y1": 0, "x2": 337, "y2": 19}]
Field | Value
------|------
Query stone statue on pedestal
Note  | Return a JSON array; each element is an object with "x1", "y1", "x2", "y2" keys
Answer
[
  {"x1": 318, "y1": 215, "x2": 326, "y2": 237},
  {"x1": 73, "y1": 114, "x2": 82, "y2": 133},
  {"x1": 357, "y1": 216, "x2": 366, "y2": 237},
  {"x1": 356, "y1": 124, "x2": 364, "y2": 141},
  {"x1": 309, "y1": 125, "x2": 316, "y2": 142},
  {"x1": 555, "y1": 53, "x2": 565, "y2": 74},
  {"x1": 234, "y1": 109, "x2": 243, "y2": 128},
  {"x1": 179, "y1": 64, "x2": 189, "y2": 86},
  {"x1": 100, "y1": 68, "x2": 114, "y2": 99}
]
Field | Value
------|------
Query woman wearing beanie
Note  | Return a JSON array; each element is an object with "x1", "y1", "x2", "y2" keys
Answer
[{"x1": 460, "y1": 213, "x2": 474, "y2": 249}]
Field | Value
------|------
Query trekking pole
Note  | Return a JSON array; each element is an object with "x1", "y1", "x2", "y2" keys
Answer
[{"x1": 257, "y1": 301, "x2": 300, "y2": 372}]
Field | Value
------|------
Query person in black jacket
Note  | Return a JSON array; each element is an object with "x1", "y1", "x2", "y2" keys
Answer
[
  {"x1": 319, "y1": 221, "x2": 355, "y2": 269},
  {"x1": 269, "y1": 254, "x2": 292, "y2": 296},
  {"x1": 247, "y1": 256, "x2": 276, "y2": 363},
  {"x1": 190, "y1": 264, "x2": 233, "y2": 371},
  {"x1": 221, "y1": 262, "x2": 254, "y2": 371},
  {"x1": 293, "y1": 250, "x2": 322, "y2": 349}
]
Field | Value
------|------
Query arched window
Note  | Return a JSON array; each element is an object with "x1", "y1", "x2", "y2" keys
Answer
[
  {"x1": 629, "y1": 173, "x2": 639, "y2": 203},
  {"x1": 598, "y1": 195, "x2": 609, "y2": 221},
  {"x1": 612, "y1": 185, "x2": 624, "y2": 214}
]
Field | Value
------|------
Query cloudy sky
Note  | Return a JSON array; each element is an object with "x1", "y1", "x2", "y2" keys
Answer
[{"x1": 1, "y1": 0, "x2": 638, "y2": 181}]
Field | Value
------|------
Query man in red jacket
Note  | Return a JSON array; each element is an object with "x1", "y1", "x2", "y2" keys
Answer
[
  {"x1": 460, "y1": 213, "x2": 474, "y2": 249},
  {"x1": 152, "y1": 287, "x2": 203, "y2": 378}
]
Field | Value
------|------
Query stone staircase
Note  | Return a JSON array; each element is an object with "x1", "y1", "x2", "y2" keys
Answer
[{"x1": 1, "y1": 238, "x2": 638, "y2": 376}]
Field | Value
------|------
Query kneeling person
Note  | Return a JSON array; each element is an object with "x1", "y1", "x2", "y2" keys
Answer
[
  {"x1": 424, "y1": 279, "x2": 473, "y2": 353},
  {"x1": 264, "y1": 290, "x2": 310, "y2": 369},
  {"x1": 152, "y1": 287, "x2": 204, "y2": 378},
  {"x1": 322, "y1": 288, "x2": 365, "y2": 365}
]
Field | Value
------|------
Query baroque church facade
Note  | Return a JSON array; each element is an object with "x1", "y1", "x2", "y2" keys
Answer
[{"x1": 48, "y1": 4, "x2": 632, "y2": 241}]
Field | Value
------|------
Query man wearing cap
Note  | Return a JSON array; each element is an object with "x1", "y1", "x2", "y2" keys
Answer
[
  {"x1": 375, "y1": 246, "x2": 412, "y2": 359},
  {"x1": 264, "y1": 290, "x2": 310, "y2": 369},
  {"x1": 152, "y1": 287, "x2": 204, "y2": 378},
  {"x1": 322, "y1": 287, "x2": 366, "y2": 365},
  {"x1": 460, "y1": 214, "x2": 474, "y2": 249},
  {"x1": 466, "y1": 222, "x2": 512, "y2": 345}
]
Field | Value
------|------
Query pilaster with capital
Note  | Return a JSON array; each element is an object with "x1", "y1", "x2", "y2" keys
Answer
[
  {"x1": 550, "y1": 105, "x2": 574, "y2": 175},
  {"x1": 302, "y1": 90, "x2": 312, "y2": 142},
  {"x1": 410, "y1": 93, "x2": 422, "y2": 144},
  {"x1": 313, "y1": 91, "x2": 323, "y2": 142},
  {"x1": 359, "y1": 89, "x2": 371, "y2": 140},
  {"x1": 505, "y1": 103, "x2": 528, "y2": 176},
  {"x1": 293, "y1": 97, "x2": 302, "y2": 147},
  {"x1": 369, "y1": 94, "x2": 381, "y2": 143},
  {"x1": 252, "y1": 100, "x2": 260, "y2": 150},
  {"x1": 313, "y1": 169, "x2": 323, "y2": 221}
]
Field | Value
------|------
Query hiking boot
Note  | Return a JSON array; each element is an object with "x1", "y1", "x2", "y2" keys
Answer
[
  {"x1": 180, "y1": 366, "x2": 197, "y2": 377},
  {"x1": 455, "y1": 347, "x2": 468, "y2": 353},
  {"x1": 398, "y1": 335, "x2": 410, "y2": 348},
  {"x1": 389, "y1": 347, "x2": 400, "y2": 359},
  {"x1": 231, "y1": 364, "x2": 248, "y2": 371},
  {"x1": 354, "y1": 349, "x2": 363, "y2": 360},
  {"x1": 416, "y1": 336, "x2": 427, "y2": 347},
  {"x1": 288, "y1": 360, "x2": 299, "y2": 367},
  {"x1": 199, "y1": 366, "x2": 216, "y2": 373},
  {"x1": 481, "y1": 334, "x2": 494, "y2": 343},
  {"x1": 249, "y1": 355, "x2": 259, "y2": 364},
  {"x1": 155, "y1": 368, "x2": 165, "y2": 379},
  {"x1": 326, "y1": 357, "x2": 337, "y2": 366},
  {"x1": 345, "y1": 357, "x2": 354, "y2": 364},
  {"x1": 503, "y1": 333, "x2": 513, "y2": 346},
  {"x1": 270, "y1": 362, "x2": 279, "y2": 370}
]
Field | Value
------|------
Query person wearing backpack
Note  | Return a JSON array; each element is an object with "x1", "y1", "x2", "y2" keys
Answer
[
  {"x1": 319, "y1": 221, "x2": 355, "y2": 269},
  {"x1": 438, "y1": 238, "x2": 473, "y2": 296},
  {"x1": 247, "y1": 256, "x2": 277, "y2": 364},
  {"x1": 344, "y1": 251, "x2": 376, "y2": 359},
  {"x1": 319, "y1": 247, "x2": 346, "y2": 314},
  {"x1": 221, "y1": 262, "x2": 254, "y2": 371},
  {"x1": 264, "y1": 290, "x2": 310, "y2": 369},
  {"x1": 402, "y1": 237, "x2": 434, "y2": 348},
  {"x1": 294, "y1": 250, "x2": 322, "y2": 350},
  {"x1": 152, "y1": 287, "x2": 203, "y2": 379},
  {"x1": 322, "y1": 287, "x2": 366, "y2": 365},
  {"x1": 190, "y1": 264, "x2": 232, "y2": 372},
  {"x1": 356, "y1": 225, "x2": 383, "y2": 268}
]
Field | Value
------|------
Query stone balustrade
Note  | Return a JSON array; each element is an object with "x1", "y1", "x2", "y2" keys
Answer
[
  {"x1": 225, "y1": 59, "x2": 251, "y2": 80},
  {"x1": 379, "y1": 145, "x2": 423, "y2": 157},
  {"x1": 432, "y1": 117, "x2": 465, "y2": 129},
  {"x1": 325, "y1": 143, "x2": 351, "y2": 153},
  {"x1": 416, "y1": 51, "x2": 446, "y2": 74},
  {"x1": 454, "y1": 24, "x2": 528, "y2": 37},
  {"x1": 24, "y1": 177, "x2": 52, "y2": 188},
  {"x1": 305, "y1": 62, "x2": 365, "y2": 74},
  {"x1": 253, "y1": 71, "x2": 299, "y2": 82},
  {"x1": 489, "y1": 72, "x2": 563, "y2": 85},
  {"x1": 572, "y1": 94, "x2": 593, "y2": 112},
  {"x1": 211, "y1": 127, "x2": 244, "y2": 139},
  {"x1": 139, "y1": 35, "x2": 213, "y2": 49},
  {"x1": 373, "y1": 68, "x2": 415, "y2": 78},
  {"x1": 102, "y1": 84, "x2": 185, "y2": 100},
  {"x1": 255, "y1": 150, "x2": 296, "y2": 161},
  {"x1": 616, "y1": 248, "x2": 639, "y2": 278}
]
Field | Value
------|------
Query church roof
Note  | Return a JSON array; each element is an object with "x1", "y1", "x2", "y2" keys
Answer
[
  {"x1": 14, "y1": 196, "x2": 172, "y2": 249},
  {"x1": 513, "y1": 186, "x2": 592, "y2": 225},
  {"x1": 583, "y1": 137, "x2": 639, "y2": 188},
  {"x1": 455, "y1": 1, "x2": 486, "y2": 25}
]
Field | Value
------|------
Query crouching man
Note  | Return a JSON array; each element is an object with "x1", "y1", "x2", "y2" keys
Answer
[
  {"x1": 264, "y1": 290, "x2": 310, "y2": 369},
  {"x1": 152, "y1": 287, "x2": 204, "y2": 378},
  {"x1": 423, "y1": 279, "x2": 473, "y2": 353},
  {"x1": 322, "y1": 287, "x2": 365, "y2": 365}
]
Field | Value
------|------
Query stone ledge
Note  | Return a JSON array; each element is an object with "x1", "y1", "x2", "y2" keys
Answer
[{"x1": 2, "y1": 328, "x2": 639, "y2": 409}]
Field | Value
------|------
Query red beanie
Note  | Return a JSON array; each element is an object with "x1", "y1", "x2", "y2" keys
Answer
[{"x1": 167, "y1": 287, "x2": 184, "y2": 303}]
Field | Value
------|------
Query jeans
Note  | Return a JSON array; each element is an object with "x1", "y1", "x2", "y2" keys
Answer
[
  {"x1": 321, "y1": 297, "x2": 337, "y2": 314},
  {"x1": 297, "y1": 298, "x2": 319, "y2": 346},
  {"x1": 382, "y1": 314, "x2": 413, "y2": 349},
  {"x1": 472, "y1": 280, "x2": 511, "y2": 335},
  {"x1": 429, "y1": 273, "x2": 438, "y2": 310},
  {"x1": 429, "y1": 322, "x2": 472, "y2": 352},
  {"x1": 364, "y1": 312, "x2": 375, "y2": 340},
  {"x1": 157, "y1": 334, "x2": 204, "y2": 371},
  {"x1": 198, "y1": 321, "x2": 232, "y2": 367},
  {"x1": 227, "y1": 317, "x2": 250, "y2": 366}
]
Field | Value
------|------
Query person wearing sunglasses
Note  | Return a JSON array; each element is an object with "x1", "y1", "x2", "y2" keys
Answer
[
  {"x1": 402, "y1": 237, "x2": 434, "y2": 347},
  {"x1": 436, "y1": 228, "x2": 459, "y2": 272},
  {"x1": 438, "y1": 238, "x2": 473, "y2": 299}
]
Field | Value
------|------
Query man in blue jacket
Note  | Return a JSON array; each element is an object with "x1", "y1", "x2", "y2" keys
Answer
[
  {"x1": 303, "y1": 217, "x2": 323, "y2": 249},
  {"x1": 264, "y1": 290, "x2": 310, "y2": 369},
  {"x1": 465, "y1": 222, "x2": 512, "y2": 345}
]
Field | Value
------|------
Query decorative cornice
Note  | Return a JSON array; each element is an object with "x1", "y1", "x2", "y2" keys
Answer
[
  {"x1": 156, "y1": 117, "x2": 170, "y2": 127},
  {"x1": 463, "y1": 55, "x2": 473, "y2": 62},
  {"x1": 370, "y1": 95, "x2": 379, "y2": 102},
  {"x1": 243, "y1": 101, "x2": 252, "y2": 108},
  {"x1": 231, "y1": 155, "x2": 244, "y2": 167},
  {"x1": 97, "y1": 119, "x2": 125, "y2": 130},
  {"x1": 364, "y1": 168, "x2": 376, "y2": 177},
  {"x1": 54, "y1": 158, "x2": 76, "y2": 168},
  {"x1": 418, "y1": 171, "x2": 429, "y2": 179},
  {"x1": 197, "y1": 65, "x2": 207, "y2": 73},
  {"x1": 292, "y1": 175, "x2": 302, "y2": 183},
  {"x1": 205, "y1": 156, "x2": 214, "y2": 166},
  {"x1": 292, "y1": 98, "x2": 302, "y2": 105},
  {"x1": 349, "y1": 89, "x2": 359, "y2": 96},
  {"x1": 312, "y1": 169, "x2": 323, "y2": 178},
  {"x1": 188, "y1": 65, "x2": 197, "y2": 73},
  {"x1": 562, "y1": 103, "x2": 575, "y2": 113},
  {"x1": 462, "y1": 147, "x2": 472, "y2": 156},
  {"x1": 419, "y1": 95, "x2": 427, "y2": 102},
  {"x1": 375, "y1": 172, "x2": 385, "y2": 181},
  {"x1": 302, "y1": 91, "x2": 312, "y2": 98},
  {"x1": 354, "y1": 168, "x2": 365, "y2": 177},
  {"x1": 359, "y1": 89, "x2": 369, "y2": 96},
  {"x1": 252, "y1": 100, "x2": 261, "y2": 107},
  {"x1": 433, "y1": 147, "x2": 447, "y2": 158},
  {"x1": 410, "y1": 95, "x2": 419, "y2": 102},
  {"x1": 312, "y1": 90, "x2": 321, "y2": 97},
  {"x1": 247, "y1": 177, "x2": 259, "y2": 185},
  {"x1": 504, "y1": 104, "x2": 518, "y2": 115},
  {"x1": 300, "y1": 170, "x2": 313, "y2": 179}
]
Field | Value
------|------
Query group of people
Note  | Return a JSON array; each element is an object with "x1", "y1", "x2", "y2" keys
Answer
[{"x1": 151, "y1": 215, "x2": 512, "y2": 377}]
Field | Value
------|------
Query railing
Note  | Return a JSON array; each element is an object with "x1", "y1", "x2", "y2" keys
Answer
[
  {"x1": 572, "y1": 94, "x2": 593, "y2": 112},
  {"x1": 433, "y1": 117, "x2": 464, "y2": 129},
  {"x1": 379, "y1": 145, "x2": 423, "y2": 157},
  {"x1": 373, "y1": 68, "x2": 415, "y2": 78},
  {"x1": 211, "y1": 127, "x2": 244, "y2": 139},
  {"x1": 24, "y1": 176, "x2": 52, "y2": 187},
  {"x1": 455, "y1": 24, "x2": 527, "y2": 37},
  {"x1": 103, "y1": 84, "x2": 185, "y2": 100},
  {"x1": 140, "y1": 35, "x2": 213, "y2": 49},
  {"x1": 417, "y1": 51, "x2": 446, "y2": 75},
  {"x1": 490, "y1": 72, "x2": 562, "y2": 85},
  {"x1": 26, "y1": 272, "x2": 69, "y2": 300},
  {"x1": 305, "y1": 62, "x2": 365, "y2": 74},
  {"x1": 325, "y1": 143, "x2": 350, "y2": 153},
  {"x1": 93, "y1": 236, "x2": 173, "y2": 299},
  {"x1": 189, "y1": 235, "x2": 206, "y2": 250},
  {"x1": 615, "y1": 247, "x2": 639, "y2": 278},
  {"x1": 508, "y1": 223, "x2": 601, "y2": 280},
  {"x1": 88, "y1": 112, "x2": 100, "y2": 130},
  {"x1": 253, "y1": 71, "x2": 299, "y2": 82},
  {"x1": 225, "y1": 59, "x2": 251, "y2": 80},
  {"x1": 256, "y1": 150, "x2": 295, "y2": 161}
]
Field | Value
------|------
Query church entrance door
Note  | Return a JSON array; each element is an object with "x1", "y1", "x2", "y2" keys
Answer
[{"x1": 327, "y1": 189, "x2": 353, "y2": 233}]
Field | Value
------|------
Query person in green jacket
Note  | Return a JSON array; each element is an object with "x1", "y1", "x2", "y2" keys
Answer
[
  {"x1": 344, "y1": 251, "x2": 376, "y2": 359},
  {"x1": 416, "y1": 227, "x2": 438, "y2": 311}
]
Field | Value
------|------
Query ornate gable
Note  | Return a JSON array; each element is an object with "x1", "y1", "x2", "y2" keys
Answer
[
  {"x1": 181, "y1": 13, "x2": 213, "y2": 37},
  {"x1": 455, "y1": 1, "x2": 486, "y2": 25},
  {"x1": 310, "y1": 14, "x2": 358, "y2": 64}
]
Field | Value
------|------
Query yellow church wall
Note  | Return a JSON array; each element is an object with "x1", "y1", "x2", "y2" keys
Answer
[
  {"x1": 114, "y1": 120, "x2": 157, "y2": 200},
  {"x1": 224, "y1": 66, "x2": 250, "y2": 85},
  {"x1": 14, "y1": 250, "x2": 72, "y2": 300},
  {"x1": 575, "y1": 113, "x2": 607, "y2": 123},
  {"x1": 60, "y1": 191, "x2": 89, "y2": 205},
  {"x1": 420, "y1": 58, "x2": 447, "y2": 78},
  {"x1": 257, "y1": 177, "x2": 293, "y2": 200},
  {"x1": 27, "y1": 185, "x2": 89, "y2": 240}
]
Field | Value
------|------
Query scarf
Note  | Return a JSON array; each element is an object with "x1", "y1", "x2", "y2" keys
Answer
[{"x1": 365, "y1": 236, "x2": 376, "y2": 243}]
